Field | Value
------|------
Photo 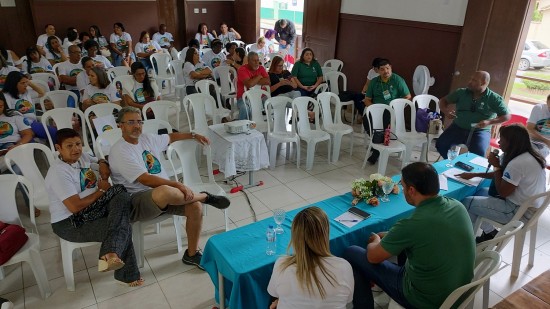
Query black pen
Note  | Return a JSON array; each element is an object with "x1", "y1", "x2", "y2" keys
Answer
[{"x1": 338, "y1": 219, "x2": 359, "y2": 222}]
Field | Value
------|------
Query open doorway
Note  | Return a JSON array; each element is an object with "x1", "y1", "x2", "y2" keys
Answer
[{"x1": 510, "y1": 0, "x2": 550, "y2": 118}]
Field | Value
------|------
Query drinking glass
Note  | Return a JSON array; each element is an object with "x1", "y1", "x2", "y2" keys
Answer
[
  {"x1": 273, "y1": 209, "x2": 286, "y2": 234},
  {"x1": 381, "y1": 181, "x2": 394, "y2": 202},
  {"x1": 446, "y1": 146, "x2": 459, "y2": 167}
]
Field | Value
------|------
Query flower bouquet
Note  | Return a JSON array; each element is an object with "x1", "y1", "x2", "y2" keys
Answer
[{"x1": 351, "y1": 173, "x2": 399, "y2": 206}]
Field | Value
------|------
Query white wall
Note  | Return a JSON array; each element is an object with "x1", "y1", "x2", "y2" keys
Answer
[{"x1": 341, "y1": 0, "x2": 468, "y2": 26}]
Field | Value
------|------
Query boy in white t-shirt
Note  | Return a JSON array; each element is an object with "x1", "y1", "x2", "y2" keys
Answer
[{"x1": 201, "y1": 39, "x2": 226, "y2": 69}]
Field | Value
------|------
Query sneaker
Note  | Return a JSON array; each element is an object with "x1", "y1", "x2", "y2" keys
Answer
[
  {"x1": 182, "y1": 249, "x2": 205, "y2": 271},
  {"x1": 202, "y1": 191, "x2": 230, "y2": 209},
  {"x1": 476, "y1": 229, "x2": 498, "y2": 244}
]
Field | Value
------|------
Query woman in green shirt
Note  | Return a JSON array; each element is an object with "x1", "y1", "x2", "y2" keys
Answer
[{"x1": 291, "y1": 48, "x2": 323, "y2": 97}]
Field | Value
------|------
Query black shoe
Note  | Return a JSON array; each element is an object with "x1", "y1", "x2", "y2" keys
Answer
[
  {"x1": 476, "y1": 230, "x2": 498, "y2": 244},
  {"x1": 367, "y1": 152, "x2": 379, "y2": 165},
  {"x1": 202, "y1": 191, "x2": 230, "y2": 209},
  {"x1": 182, "y1": 249, "x2": 205, "y2": 271}
]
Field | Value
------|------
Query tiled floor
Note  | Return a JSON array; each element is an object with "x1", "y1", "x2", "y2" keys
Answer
[{"x1": 1, "y1": 102, "x2": 549, "y2": 309}]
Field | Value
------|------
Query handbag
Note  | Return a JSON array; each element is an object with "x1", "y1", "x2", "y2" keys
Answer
[
  {"x1": 69, "y1": 184, "x2": 126, "y2": 228},
  {"x1": 372, "y1": 129, "x2": 385, "y2": 144},
  {"x1": 0, "y1": 221, "x2": 29, "y2": 265}
]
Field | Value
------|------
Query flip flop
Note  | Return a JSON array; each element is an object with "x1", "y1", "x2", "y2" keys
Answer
[{"x1": 98, "y1": 257, "x2": 125, "y2": 272}]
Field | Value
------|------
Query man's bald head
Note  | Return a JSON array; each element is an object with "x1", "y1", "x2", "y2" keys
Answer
[
  {"x1": 467, "y1": 71, "x2": 490, "y2": 93},
  {"x1": 475, "y1": 71, "x2": 490, "y2": 85}
]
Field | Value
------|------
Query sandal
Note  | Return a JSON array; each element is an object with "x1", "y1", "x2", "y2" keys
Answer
[
  {"x1": 98, "y1": 257, "x2": 125, "y2": 272},
  {"x1": 34, "y1": 208, "x2": 41, "y2": 218},
  {"x1": 118, "y1": 278, "x2": 144, "y2": 287}
]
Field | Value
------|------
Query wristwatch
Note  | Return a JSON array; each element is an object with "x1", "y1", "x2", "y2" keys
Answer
[{"x1": 99, "y1": 189, "x2": 106, "y2": 193}]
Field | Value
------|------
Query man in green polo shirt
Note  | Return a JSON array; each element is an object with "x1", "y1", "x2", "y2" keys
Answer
[
  {"x1": 363, "y1": 58, "x2": 411, "y2": 164},
  {"x1": 436, "y1": 71, "x2": 510, "y2": 158},
  {"x1": 344, "y1": 162, "x2": 475, "y2": 309}
]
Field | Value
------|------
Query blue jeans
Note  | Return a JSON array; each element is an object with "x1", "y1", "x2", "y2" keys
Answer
[
  {"x1": 236, "y1": 98, "x2": 249, "y2": 120},
  {"x1": 31, "y1": 120, "x2": 57, "y2": 144},
  {"x1": 462, "y1": 187, "x2": 520, "y2": 233},
  {"x1": 344, "y1": 245, "x2": 413, "y2": 309},
  {"x1": 436, "y1": 123, "x2": 491, "y2": 158}
]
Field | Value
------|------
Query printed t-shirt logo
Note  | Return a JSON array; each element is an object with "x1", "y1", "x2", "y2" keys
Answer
[
  {"x1": 117, "y1": 38, "x2": 127, "y2": 49},
  {"x1": 211, "y1": 57, "x2": 221, "y2": 68},
  {"x1": 161, "y1": 37, "x2": 169, "y2": 44},
  {"x1": 504, "y1": 171, "x2": 511, "y2": 179},
  {"x1": 15, "y1": 99, "x2": 34, "y2": 114},
  {"x1": 102, "y1": 125, "x2": 113, "y2": 132},
  {"x1": 142, "y1": 150, "x2": 161, "y2": 174},
  {"x1": 0, "y1": 75, "x2": 6, "y2": 89},
  {"x1": 144, "y1": 44, "x2": 155, "y2": 53},
  {"x1": 30, "y1": 67, "x2": 45, "y2": 74},
  {"x1": 0, "y1": 121, "x2": 14, "y2": 139},
  {"x1": 80, "y1": 168, "x2": 98, "y2": 191},
  {"x1": 91, "y1": 92, "x2": 109, "y2": 103},
  {"x1": 69, "y1": 68, "x2": 83, "y2": 77},
  {"x1": 23, "y1": 118, "x2": 33, "y2": 126},
  {"x1": 536, "y1": 118, "x2": 550, "y2": 136},
  {"x1": 134, "y1": 88, "x2": 146, "y2": 103}
]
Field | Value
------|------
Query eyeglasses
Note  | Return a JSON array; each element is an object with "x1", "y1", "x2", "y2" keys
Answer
[{"x1": 120, "y1": 120, "x2": 144, "y2": 126}]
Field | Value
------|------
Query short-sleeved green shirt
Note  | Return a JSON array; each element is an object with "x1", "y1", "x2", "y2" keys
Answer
[
  {"x1": 290, "y1": 60, "x2": 322, "y2": 86},
  {"x1": 446, "y1": 87, "x2": 508, "y2": 130},
  {"x1": 381, "y1": 196, "x2": 475, "y2": 309},
  {"x1": 365, "y1": 73, "x2": 410, "y2": 105}
]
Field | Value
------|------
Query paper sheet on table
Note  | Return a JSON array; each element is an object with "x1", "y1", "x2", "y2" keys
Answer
[
  {"x1": 334, "y1": 211, "x2": 364, "y2": 228},
  {"x1": 443, "y1": 168, "x2": 483, "y2": 186},
  {"x1": 469, "y1": 156, "x2": 489, "y2": 169},
  {"x1": 439, "y1": 175, "x2": 448, "y2": 191}
]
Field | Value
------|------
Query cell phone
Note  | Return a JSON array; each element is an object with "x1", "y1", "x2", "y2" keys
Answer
[
  {"x1": 348, "y1": 207, "x2": 371, "y2": 219},
  {"x1": 455, "y1": 161, "x2": 474, "y2": 172}
]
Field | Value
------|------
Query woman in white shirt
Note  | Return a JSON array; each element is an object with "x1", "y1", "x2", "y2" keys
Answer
[
  {"x1": 22, "y1": 46, "x2": 53, "y2": 74},
  {"x1": 195, "y1": 23, "x2": 216, "y2": 47},
  {"x1": 182, "y1": 47, "x2": 212, "y2": 94},
  {"x1": 268, "y1": 207, "x2": 354, "y2": 309},
  {"x1": 45, "y1": 128, "x2": 143, "y2": 287},
  {"x1": 134, "y1": 31, "x2": 162, "y2": 72},
  {"x1": 45, "y1": 35, "x2": 67, "y2": 65},
  {"x1": 249, "y1": 37, "x2": 270, "y2": 62},
  {"x1": 459, "y1": 124, "x2": 547, "y2": 243},
  {"x1": 121, "y1": 62, "x2": 160, "y2": 110},
  {"x1": 89, "y1": 25, "x2": 110, "y2": 58},
  {"x1": 62, "y1": 27, "x2": 81, "y2": 55},
  {"x1": 81, "y1": 67, "x2": 120, "y2": 111},
  {"x1": 110, "y1": 22, "x2": 134, "y2": 67}
]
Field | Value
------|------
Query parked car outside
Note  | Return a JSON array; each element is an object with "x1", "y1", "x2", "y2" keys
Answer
[{"x1": 519, "y1": 40, "x2": 550, "y2": 70}]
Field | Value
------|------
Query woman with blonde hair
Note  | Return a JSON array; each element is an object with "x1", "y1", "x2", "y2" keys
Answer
[{"x1": 267, "y1": 207, "x2": 354, "y2": 309}]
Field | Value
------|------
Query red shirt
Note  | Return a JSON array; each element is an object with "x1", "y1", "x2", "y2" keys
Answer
[{"x1": 237, "y1": 64, "x2": 268, "y2": 98}]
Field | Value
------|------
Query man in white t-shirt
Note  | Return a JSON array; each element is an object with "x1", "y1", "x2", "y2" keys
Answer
[
  {"x1": 527, "y1": 94, "x2": 550, "y2": 157},
  {"x1": 152, "y1": 24, "x2": 175, "y2": 51},
  {"x1": 58, "y1": 45, "x2": 83, "y2": 106},
  {"x1": 36, "y1": 24, "x2": 61, "y2": 56},
  {"x1": 217, "y1": 22, "x2": 241, "y2": 45},
  {"x1": 201, "y1": 39, "x2": 226, "y2": 70},
  {"x1": 108, "y1": 107, "x2": 230, "y2": 270}
]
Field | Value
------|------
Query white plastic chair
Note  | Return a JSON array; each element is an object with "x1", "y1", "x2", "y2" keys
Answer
[
  {"x1": 413, "y1": 94, "x2": 442, "y2": 160},
  {"x1": 170, "y1": 59, "x2": 187, "y2": 102},
  {"x1": 317, "y1": 92, "x2": 353, "y2": 163},
  {"x1": 141, "y1": 119, "x2": 183, "y2": 181},
  {"x1": 183, "y1": 93, "x2": 214, "y2": 137},
  {"x1": 265, "y1": 97, "x2": 300, "y2": 169},
  {"x1": 95, "y1": 128, "x2": 122, "y2": 159},
  {"x1": 59, "y1": 237, "x2": 100, "y2": 291},
  {"x1": 231, "y1": 40, "x2": 245, "y2": 48},
  {"x1": 4, "y1": 144, "x2": 55, "y2": 227},
  {"x1": 390, "y1": 98, "x2": 428, "y2": 167},
  {"x1": 142, "y1": 100, "x2": 181, "y2": 131},
  {"x1": 0, "y1": 175, "x2": 51, "y2": 298},
  {"x1": 361, "y1": 105, "x2": 406, "y2": 175},
  {"x1": 170, "y1": 47, "x2": 179, "y2": 60},
  {"x1": 323, "y1": 59, "x2": 343, "y2": 72},
  {"x1": 212, "y1": 66, "x2": 237, "y2": 113},
  {"x1": 84, "y1": 103, "x2": 122, "y2": 155},
  {"x1": 476, "y1": 220, "x2": 524, "y2": 309},
  {"x1": 473, "y1": 190, "x2": 550, "y2": 278},
  {"x1": 242, "y1": 88, "x2": 270, "y2": 133},
  {"x1": 167, "y1": 140, "x2": 229, "y2": 233},
  {"x1": 245, "y1": 44, "x2": 253, "y2": 53},
  {"x1": 32, "y1": 72, "x2": 60, "y2": 90},
  {"x1": 39, "y1": 90, "x2": 79, "y2": 110},
  {"x1": 195, "y1": 80, "x2": 231, "y2": 124},
  {"x1": 41, "y1": 107, "x2": 92, "y2": 153},
  {"x1": 106, "y1": 66, "x2": 131, "y2": 82},
  {"x1": 388, "y1": 251, "x2": 502, "y2": 309},
  {"x1": 112, "y1": 75, "x2": 135, "y2": 94},
  {"x1": 324, "y1": 71, "x2": 355, "y2": 125},
  {"x1": 292, "y1": 97, "x2": 331, "y2": 170},
  {"x1": 29, "y1": 80, "x2": 50, "y2": 105},
  {"x1": 150, "y1": 53, "x2": 176, "y2": 95}
]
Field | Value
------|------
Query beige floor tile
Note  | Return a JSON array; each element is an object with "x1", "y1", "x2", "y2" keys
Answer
[
  {"x1": 315, "y1": 168, "x2": 356, "y2": 190},
  {"x1": 227, "y1": 192, "x2": 270, "y2": 222},
  {"x1": 286, "y1": 176, "x2": 338, "y2": 200},
  {"x1": 0, "y1": 289, "x2": 24, "y2": 309},
  {"x1": 266, "y1": 163, "x2": 311, "y2": 183},
  {"x1": 144, "y1": 242, "x2": 194, "y2": 282},
  {"x1": 22, "y1": 245, "x2": 87, "y2": 287},
  {"x1": 158, "y1": 269, "x2": 216, "y2": 309},
  {"x1": 252, "y1": 184, "x2": 306, "y2": 210},
  {"x1": 0, "y1": 264, "x2": 22, "y2": 295},
  {"x1": 489, "y1": 264, "x2": 534, "y2": 299},
  {"x1": 96, "y1": 283, "x2": 170, "y2": 309}
]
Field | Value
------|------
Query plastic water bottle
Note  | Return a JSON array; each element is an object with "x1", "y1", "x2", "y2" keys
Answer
[{"x1": 266, "y1": 225, "x2": 276, "y2": 256}]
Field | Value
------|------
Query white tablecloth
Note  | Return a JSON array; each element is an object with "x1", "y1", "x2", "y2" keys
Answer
[{"x1": 208, "y1": 124, "x2": 269, "y2": 177}]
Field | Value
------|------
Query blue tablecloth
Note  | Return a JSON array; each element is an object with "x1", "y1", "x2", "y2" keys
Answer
[{"x1": 201, "y1": 154, "x2": 488, "y2": 309}]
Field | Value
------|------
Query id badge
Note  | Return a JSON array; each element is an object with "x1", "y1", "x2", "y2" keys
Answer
[{"x1": 383, "y1": 90, "x2": 391, "y2": 100}]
